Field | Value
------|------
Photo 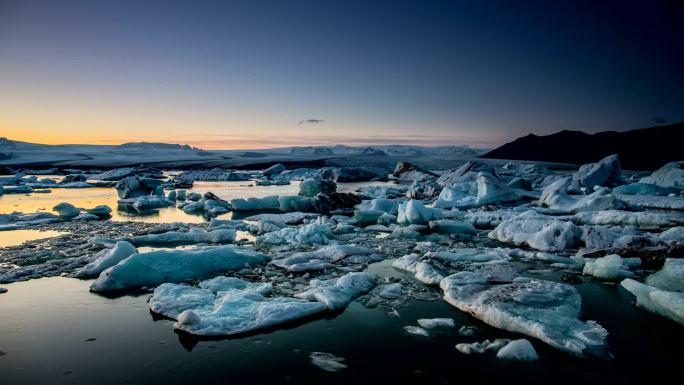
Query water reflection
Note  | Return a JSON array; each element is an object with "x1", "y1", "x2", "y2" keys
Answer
[
  {"x1": 0, "y1": 181, "x2": 397, "y2": 224},
  {"x1": 0, "y1": 230, "x2": 65, "y2": 248}
]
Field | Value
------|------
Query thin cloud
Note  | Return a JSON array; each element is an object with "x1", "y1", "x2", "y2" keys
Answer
[{"x1": 299, "y1": 119, "x2": 325, "y2": 125}]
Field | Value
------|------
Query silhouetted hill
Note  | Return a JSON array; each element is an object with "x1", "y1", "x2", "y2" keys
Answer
[{"x1": 481, "y1": 122, "x2": 684, "y2": 170}]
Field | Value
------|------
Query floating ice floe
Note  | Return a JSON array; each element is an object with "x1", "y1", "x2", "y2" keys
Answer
[
  {"x1": 428, "y1": 219, "x2": 476, "y2": 235},
  {"x1": 573, "y1": 210, "x2": 684, "y2": 230},
  {"x1": 569, "y1": 154, "x2": 623, "y2": 191},
  {"x1": 440, "y1": 276, "x2": 609, "y2": 356},
  {"x1": 90, "y1": 245, "x2": 269, "y2": 292},
  {"x1": 496, "y1": 339, "x2": 539, "y2": 361},
  {"x1": 392, "y1": 254, "x2": 445, "y2": 285},
  {"x1": 256, "y1": 223, "x2": 331, "y2": 246},
  {"x1": 645, "y1": 258, "x2": 684, "y2": 292},
  {"x1": 0, "y1": 212, "x2": 60, "y2": 231},
  {"x1": 299, "y1": 176, "x2": 336, "y2": 197},
  {"x1": 74, "y1": 241, "x2": 137, "y2": 278},
  {"x1": 91, "y1": 228, "x2": 236, "y2": 247},
  {"x1": 456, "y1": 339, "x2": 510, "y2": 354},
  {"x1": 378, "y1": 283, "x2": 403, "y2": 299},
  {"x1": 148, "y1": 276, "x2": 326, "y2": 336},
  {"x1": 310, "y1": 352, "x2": 347, "y2": 372},
  {"x1": 403, "y1": 325, "x2": 429, "y2": 336},
  {"x1": 52, "y1": 202, "x2": 82, "y2": 218},
  {"x1": 620, "y1": 278, "x2": 684, "y2": 326},
  {"x1": 582, "y1": 254, "x2": 632, "y2": 280},
  {"x1": 271, "y1": 245, "x2": 379, "y2": 272},
  {"x1": 242, "y1": 212, "x2": 319, "y2": 225},
  {"x1": 640, "y1": 161, "x2": 684, "y2": 189},
  {"x1": 488, "y1": 211, "x2": 582, "y2": 252},
  {"x1": 397, "y1": 200, "x2": 442, "y2": 225},
  {"x1": 417, "y1": 318, "x2": 455, "y2": 329},
  {"x1": 262, "y1": 163, "x2": 285, "y2": 177},
  {"x1": 294, "y1": 272, "x2": 376, "y2": 310}
]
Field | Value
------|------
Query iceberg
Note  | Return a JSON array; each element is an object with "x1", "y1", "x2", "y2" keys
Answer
[
  {"x1": 90, "y1": 245, "x2": 269, "y2": 292},
  {"x1": 392, "y1": 254, "x2": 445, "y2": 285},
  {"x1": 403, "y1": 325, "x2": 429, "y2": 336},
  {"x1": 574, "y1": 210, "x2": 684, "y2": 230}
]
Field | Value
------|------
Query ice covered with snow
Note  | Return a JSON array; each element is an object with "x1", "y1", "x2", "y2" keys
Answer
[
  {"x1": 441, "y1": 277, "x2": 608, "y2": 356},
  {"x1": 74, "y1": 241, "x2": 137, "y2": 278},
  {"x1": 90, "y1": 245, "x2": 269, "y2": 292},
  {"x1": 295, "y1": 272, "x2": 376, "y2": 310}
]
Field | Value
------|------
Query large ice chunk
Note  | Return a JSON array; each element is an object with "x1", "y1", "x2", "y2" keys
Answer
[
  {"x1": 90, "y1": 246, "x2": 269, "y2": 292},
  {"x1": 272, "y1": 245, "x2": 377, "y2": 271},
  {"x1": 582, "y1": 254, "x2": 631, "y2": 280},
  {"x1": 488, "y1": 211, "x2": 582, "y2": 251},
  {"x1": 645, "y1": 259, "x2": 684, "y2": 292},
  {"x1": 397, "y1": 200, "x2": 442, "y2": 225},
  {"x1": 150, "y1": 279, "x2": 326, "y2": 336},
  {"x1": 640, "y1": 161, "x2": 684, "y2": 189},
  {"x1": 621, "y1": 279, "x2": 684, "y2": 325},
  {"x1": 440, "y1": 277, "x2": 608, "y2": 356}
]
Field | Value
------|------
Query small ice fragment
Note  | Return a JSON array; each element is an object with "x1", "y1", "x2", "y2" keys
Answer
[
  {"x1": 417, "y1": 318, "x2": 455, "y2": 329},
  {"x1": 496, "y1": 339, "x2": 539, "y2": 361},
  {"x1": 310, "y1": 352, "x2": 347, "y2": 372},
  {"x1": 403, "y1": 325, "x2": 429, "y2": 337}
]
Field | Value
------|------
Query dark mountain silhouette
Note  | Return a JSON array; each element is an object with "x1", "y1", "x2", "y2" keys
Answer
[{"x1": 481, "y1": 122, "x2": 684, "y2": 170}]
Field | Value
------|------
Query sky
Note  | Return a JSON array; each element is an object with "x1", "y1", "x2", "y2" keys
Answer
[{"x1": 1, "y1": 0, "x2": 683, "y2": 150}]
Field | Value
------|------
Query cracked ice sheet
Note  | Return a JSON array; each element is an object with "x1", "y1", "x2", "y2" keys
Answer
[{"x1": 440, "y1": 276, "x2": 609, "y2": 356}]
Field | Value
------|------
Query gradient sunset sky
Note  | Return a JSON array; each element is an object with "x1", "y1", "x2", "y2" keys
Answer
[{"x1": 1, "y1": 0, "x2": 683, "y2": 149}]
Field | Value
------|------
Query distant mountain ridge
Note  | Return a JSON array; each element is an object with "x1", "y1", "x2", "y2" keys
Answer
[{"x1": 481, "y1": 122, "x2": 684, "y2": 170}]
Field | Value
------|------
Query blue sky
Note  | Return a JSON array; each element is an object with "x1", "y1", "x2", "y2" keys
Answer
[{"x1": 1, "y1": 0, "x2": 682, "y2": 149}]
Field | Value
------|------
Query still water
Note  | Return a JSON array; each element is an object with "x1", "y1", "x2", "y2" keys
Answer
[{"x1": 0, "y1": 261, "x2": 682, "y2": 385}]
